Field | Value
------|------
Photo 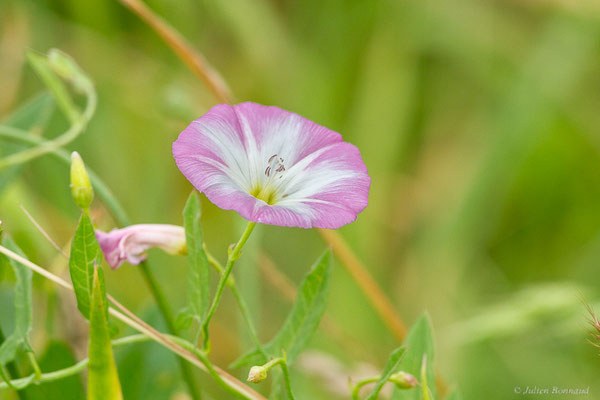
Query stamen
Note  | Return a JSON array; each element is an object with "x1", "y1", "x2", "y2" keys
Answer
[
  {"x1": 264, "y1": 154, "x2": 286, "y2": 180},
  {"x1": 253, "y1": 154, "x2": 288, "y2": 204}
]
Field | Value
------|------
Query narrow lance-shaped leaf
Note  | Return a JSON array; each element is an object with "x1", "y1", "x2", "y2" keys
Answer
[
  {"x1": 69, "y1": 213, "x2": 107, "y2": 320},
  {"x1": 365, "y1": 347, "x2": 406, "y2": 400},
  {"x1": 233, "y1": 250, "x2": 333, "y2": 369},
  {"x1": 0, "y1": 236, "x2": 33, "y2": 366},
  {"x1": 392, "y1": 314, "x2": 436, "y2": 400},
  {"x1": 267, "y1": 249, "x2": 332, "y2": 363},
  {"x1": 88, "y1": 266, "x2": 123, "y2": 400},
  {"x1": 183, "y1": 191, "x2": 210, "y2": 321}
]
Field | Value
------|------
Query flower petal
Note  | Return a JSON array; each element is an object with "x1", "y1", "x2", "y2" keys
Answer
[
  {"x1": 173, "y1": 102, "x2": 370, "y2": 229},
  {"x1": 96, "y1": 224, "x2": 186, "y2": 269}
]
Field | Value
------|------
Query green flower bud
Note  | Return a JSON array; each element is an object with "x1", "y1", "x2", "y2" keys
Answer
[
  {"x1": 247, "y1": 366, "x2": 268, "y2": 383},
  {"x1": 389, "y1": 371, "x2": 418, "y2": 389},
  {"x1": 70, "y1": 151, "x2": 94, "y2": 210}
]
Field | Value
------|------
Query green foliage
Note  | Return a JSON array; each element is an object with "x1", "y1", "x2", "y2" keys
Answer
[
  {"x1": 68, "y1": 212, "x2": 106, "y2": 320},
  {"x1": 0, "y1": 236, "x2": 33, "y2": 366},
  {"x1": 0, "y1": 93, "x2": 55, "y2": 192},
  {"x1": 266, "y1": 250, "x2": 332, "y2": 362},
  {"x1": 392, "y1": 315, "x2": 436, "y2": 400},
  {"x1": 365, "y1": 346, "x2": 406, "y2": 400},
  {"x1": 183, "y1": 191, "x2": 210, "y2": 322},
  {"x1": 88, "y1": 267, "x2": 123, "y2": 400},
  {"x1": 23, "y1": 341, "x2": 85, "y2": 399},
  {"x1": 26, "y1": 51, "x2": 80, "y2": 123},
  {"x1": 2, "y1": 1, "x2": 600, "y2": 398},
  {"x1": 233, "y1": 250, "x2": 332, "y2": 367}
]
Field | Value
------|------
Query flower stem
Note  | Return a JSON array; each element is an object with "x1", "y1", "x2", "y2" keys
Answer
[
  {"x1": 230, "y1": 285, "x2": 266, "y2": 356},
  {"x1": 203, "y1": 245, "x2": 266, "y2": 357},
  {"x1": 251, "y1": 356, "x2": 295, "y2": 400},
  {"x1": 26, "y1": 353, "x2": 42, "y2": 381},
  {"x1": 138, "y1": 261, "x2": 203, "y2": 400},
  {"x1": 168, "y1": 335, "x2": 246, "y2": 399},
  {"x1": 350, "y1": 377, "x2": 379, "y2": 400},
  {"x1": 201, "y1": 221, "x2": 256, "y2": 350},
  {"x1": 279, "y1": 360, "x2": 295, "y2": 400}
]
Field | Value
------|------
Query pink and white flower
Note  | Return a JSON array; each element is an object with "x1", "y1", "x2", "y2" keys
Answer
[
  {"x1": 172, "y1": 102, "x2": 370, "y2": 229},
  {"x1": 95, "y1": 224, "x2": 186, "y2": 269}
]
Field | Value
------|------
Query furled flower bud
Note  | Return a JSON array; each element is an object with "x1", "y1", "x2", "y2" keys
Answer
[
  {"x1": 247, "y1": 366, "x2": 268, "y2": 384},
  {"x1": 96, "y1": 224, "x2": 186, "y2": 270},
  {"x1": 389, "y1": 371, "x2": 418, "y2": 389},
  {"x1": 70, "y1": 151, "x2": 94, "y2": 210}
]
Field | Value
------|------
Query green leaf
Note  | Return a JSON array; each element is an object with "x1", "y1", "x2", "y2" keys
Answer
[
  {"x1": 68, "y1": 213, "x2": 106, "y2": 320},
  {"x1": 2, "y1": 92, "x2": 54, "y2": 130},
  {"x1": 392, "y1": 315, "x2": 436, "y2": 400},
  {"x1": 233, "y1": 250, "x2": 333, "y2": 368},
  {"x1": 0, "y1": 236, "x2": 33, "y2": 366},
  {"x1": 183, "y1": 191, "x2": 210, "y2": 321},
  {"x1": 365, "y1": 346, "x2": 406, "y2": 400},
  {"x1": 175, "y1": 307, "x2": 195, "y2": 331},
  {"x1": 267, "y1": 250, "x2": 332, "y2": 362},
  {"x1": 88, "y1": 267, "x2": 123, "y2": 400}
]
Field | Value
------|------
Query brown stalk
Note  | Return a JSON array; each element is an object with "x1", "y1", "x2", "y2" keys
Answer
[
  {"x1": 317, "y1": 229, "x2": 408, "y2": 340},
  {"x1": 117, "y1": 0, "x2": 233, "y2": 104}
]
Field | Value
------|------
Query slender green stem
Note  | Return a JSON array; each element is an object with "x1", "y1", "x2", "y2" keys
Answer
[
  {"x1": 201, "y1": 222, "x2": 256, "y2": 350},
  {"x1": 250, "y1": 357, "x2": 295, "y2": 400},
  {"x1": 26, "y1": 353, "x2": 41, "y2": 380},
  {"x1": 139, "y1": 261, "x2": 203, "y2": 400},
  {"x1": 203, "y1": 245, "x2": 265, "y2": 357},
  {"x1": 351, "y1": 377, "x2": 379, "y2": 400},
  {"x1": 168, "y1": 335, "x2": 246, "y2": 400},
  {"x1": 230, "y1": 285, "x2": 266, "y2": 357},
  {"x1": 0, "y1": 334, "x2": 148, "y2": 391},
  {"x1": 0, "y1": 76, "x2": 96, "y2": 171},
  {"x1": 278, "y1": 361, "x2": 295, "y2": 400}
]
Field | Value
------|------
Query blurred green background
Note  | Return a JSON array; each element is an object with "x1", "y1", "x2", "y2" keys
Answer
[{"x1": 2, "y1": 0, "x2": 600, "y2": 399}]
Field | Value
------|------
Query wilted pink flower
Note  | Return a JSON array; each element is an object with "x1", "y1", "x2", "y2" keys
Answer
[
  {"x1": 95, "y1": 224, "x2": 186, "y2": 269},
  {"x1": 172, "y1": 102, "x2": 370, "y2": 229}
]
